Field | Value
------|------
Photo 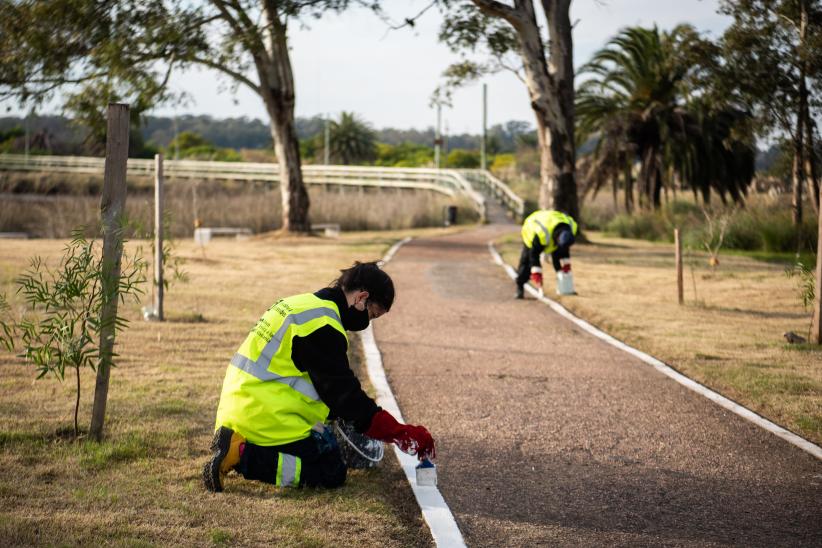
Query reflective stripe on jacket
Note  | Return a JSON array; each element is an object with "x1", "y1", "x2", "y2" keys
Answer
[
  {"x1": 521, "y1": 210, "x2": 578, "y2": 253},
  {"x1": 215, "y1": 293, "x2": 348, "y2": 446}
]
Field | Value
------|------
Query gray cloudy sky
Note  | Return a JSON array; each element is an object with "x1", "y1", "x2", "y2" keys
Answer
[{"x1": 2, "y1": 1, "x2": 733, "y2": 133}]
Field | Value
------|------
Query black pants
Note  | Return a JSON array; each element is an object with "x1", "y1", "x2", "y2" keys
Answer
[
  {"x1": 236, "y1": 428, "x2": 347, "y2": 488},
  {"x1": 516, "y1": 245, "x2": 569, "y2": 287},
  {"x1": 516, "y1": 245, "x2": 535, "y2": 288}
]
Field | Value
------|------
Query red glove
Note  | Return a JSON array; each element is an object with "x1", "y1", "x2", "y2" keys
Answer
[
  {"x1": 561, "y1": 264, "x2": 571, "y2": 273},
  {"x1": 365, "y1": 410, "x2": 436, "y2": 460},
  {"x1": 529, "y1": 267, "x2": 543, "y2": 287}
]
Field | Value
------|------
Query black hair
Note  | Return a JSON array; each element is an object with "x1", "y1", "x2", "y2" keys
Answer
[{"x1": 333, "y1": 261, "x2": 395, "y2": 312}]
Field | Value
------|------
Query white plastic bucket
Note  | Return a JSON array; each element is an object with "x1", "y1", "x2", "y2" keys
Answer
[{"x1": 556, "y1": 271, "x2": 576, "y2": 295}]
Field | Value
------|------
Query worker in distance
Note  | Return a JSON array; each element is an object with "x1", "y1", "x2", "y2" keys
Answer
[
  {"x1": 515, "y1": 209, "x2": 578, "y2": 299},
  {"x1": 204, "y1": 261, "x2": 435, "y2": 492}
]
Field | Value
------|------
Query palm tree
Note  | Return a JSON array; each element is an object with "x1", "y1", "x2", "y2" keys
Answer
[
  {"x1": 328, "y1": 112, "x2": 377, "y2": 165},
  {"x1": 576, "y1": 25, "x2": 755, "y2": 210}
]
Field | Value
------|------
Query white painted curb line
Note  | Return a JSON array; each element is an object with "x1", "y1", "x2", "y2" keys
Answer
[
  {"x1": 489, "y1": 241, "x2": 822, "y2": 461},
  {"x1": 361, "y1": 237, "x2": 467, "y2": 548}
]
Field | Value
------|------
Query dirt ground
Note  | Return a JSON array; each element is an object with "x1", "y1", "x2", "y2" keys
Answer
[{"x1": 374, "y1": 222, "x2": 822, "y2": 547}]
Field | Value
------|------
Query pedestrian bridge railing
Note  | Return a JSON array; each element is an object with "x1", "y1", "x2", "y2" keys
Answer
[
  {"x1": 460, "y1": 169, "x2": 525, "y2": 221},
  {"x1": 0, "y1": 154, "x2": 529, "y2": 222}
]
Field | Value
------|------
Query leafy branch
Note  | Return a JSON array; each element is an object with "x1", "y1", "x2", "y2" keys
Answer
[{"x1": 0, "y1": 227, "x2": 146, "y2": 439}]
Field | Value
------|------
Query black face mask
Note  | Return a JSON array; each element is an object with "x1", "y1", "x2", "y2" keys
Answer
[{"x1": 340, "y1": 304, "x2": 370, "y2": 332}]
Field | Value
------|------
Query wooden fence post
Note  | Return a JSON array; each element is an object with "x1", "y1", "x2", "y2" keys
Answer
[
  {"x1": 154, "y1": 153, "x2": 164, "y2": 321},
  {"x1": 89, "y1": 103, "x2": 130, "y2": 442},
  {"x1": 675, "y1": 228, "x2": 684, "y2": 305},
  {"x1": 811, "y1": 195, "x2": 822, "y2": 343}
]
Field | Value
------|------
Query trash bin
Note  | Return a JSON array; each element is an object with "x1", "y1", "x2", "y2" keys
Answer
[{"x1": 444, "y1": 205, "x2": 457, "y2": 226}]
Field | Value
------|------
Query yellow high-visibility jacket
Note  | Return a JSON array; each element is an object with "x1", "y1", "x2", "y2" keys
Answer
[
  {"x1": 521, "y1": 210, "x2": 578, "y2": 254},
  {"x1": 215, "y1": 293, "x2": 347, "y2": 446}
]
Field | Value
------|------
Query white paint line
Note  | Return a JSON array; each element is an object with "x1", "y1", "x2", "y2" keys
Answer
[
  {"x1": 359, "y1": 237, "x2": 467, "y2": 548},
  {"x1": 488, "y1": 242, "x2": 822, "y2": 462}
]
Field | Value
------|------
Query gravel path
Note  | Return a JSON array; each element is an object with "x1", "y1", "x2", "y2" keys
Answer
[{"x1": 374, "y1": 222, "x2": 822, "y2": 547}]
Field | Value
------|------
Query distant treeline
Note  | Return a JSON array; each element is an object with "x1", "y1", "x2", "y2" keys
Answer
[
  {"x1": 0, "y1": 114, "x2": 534, "y2": 154},
  {"x1": 0, "y1": 113, "x2": 781, "y2": 171}
]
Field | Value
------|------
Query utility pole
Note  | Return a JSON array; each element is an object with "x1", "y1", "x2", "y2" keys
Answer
[
  {"x1": 172, "y1": 116, "x2": 179, "y2": 160},
  {"x1": 444, "y1": 120, "x2": 449, "y2": 160},
  {"x1": 481, "y1": 83, "x2": 487, "y2": 171},
  {"x1": 324, "y1": 115, "x2": 330, "y2": 165},
  {"x1": 24, "y1": 109, "x2": 30, "y2": 161},
  {"x1": 435, "y1": 103, "x2": 442, "y2": 169}
]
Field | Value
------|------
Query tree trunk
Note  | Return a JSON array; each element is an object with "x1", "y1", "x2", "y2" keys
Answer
[
  {"x1": 803, "y1": 104, "x2": 819, "y2": 215},
  {"x1": 256, "y1": 5, "x2": 310, "y2": 233},
  {"x1": 639, "y1": 146, "x2": 655, "y2": 209},
  {"x1": 624, "y1": 159, "x2": 634, "y2": 213},
  {"x1": 473, "y1": 0, "x2": 579, "y2": 221},
  {"x1": 794, "y1": 1, "x2": 809, "y2": 227},
  {"x1": 793, "y1": 131, "x2": 805, "y2": 227},
  {"x1": 652, "y1": 162, "x2": 662, "y2": 209}
]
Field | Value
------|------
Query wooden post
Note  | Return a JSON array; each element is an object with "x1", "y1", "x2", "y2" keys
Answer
[
  {"x1": 90, "y1": 103, "x2": 130, "y2": 442},
  {"x1": 675, "y1": 228, "x2": 684, "y2": 305},
  {"x1": 154, "y1": 153, "x2": 164, "y2": 321},
  {"x1": 811, "y1": 191, "x2": 822, "y2": 343}
]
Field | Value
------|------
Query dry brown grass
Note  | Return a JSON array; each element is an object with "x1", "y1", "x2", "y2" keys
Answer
[
  {"x1": 497, "y1": 231, "x2": 822, "y2": 445},
  {"x1": 0, "y1": 172, "x2": 478, "y2": 238},
  {"x1": 0, "y1": 231, "x2": 451, "y2": 547}
]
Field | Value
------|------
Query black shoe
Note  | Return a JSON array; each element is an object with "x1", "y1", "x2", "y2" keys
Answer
[
  {"x1": 515, "y1": 286, "x2": 524, "y2": 299},
  {"x1": 203, "y1": 426, "x2": 240, "y2": 493}
]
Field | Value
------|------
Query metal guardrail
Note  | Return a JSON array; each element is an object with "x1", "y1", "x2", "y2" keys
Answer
[{"x1": 0, "y1": 154, "x2": 534, "y2": 222}]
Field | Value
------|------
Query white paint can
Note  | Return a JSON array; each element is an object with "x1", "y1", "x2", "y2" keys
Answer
[{"x1": 556, "y1": 271, "x2": 576, "y2": 295}]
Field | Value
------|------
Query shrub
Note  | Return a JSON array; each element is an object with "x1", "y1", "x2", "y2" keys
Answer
[
  {"x1": 722, "y1": 213, "x2": 764, "y2": 250},
  {"x1": 600, "y1": 196, "x2": 818, "y2": 255},
  {"x1": 606, "y1": 211, "x2": 672, "y2": 241},
  {"x1": 445, "y1": 149, "x2": 480, "y2": 168},
  {"x1": 375, "y1": 142, "x2": 433, "y2": 167},
  {"x1": 490, "y1": 153, "x2": 516, "y2": 172}
]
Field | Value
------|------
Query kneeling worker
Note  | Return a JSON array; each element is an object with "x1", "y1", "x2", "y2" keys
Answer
[
  {"x1": 515, "y1": 209, "x2": 578, "y2": 299},
  {"x1": 204, "y1": 261, "x2": 435, "y2": 492}
]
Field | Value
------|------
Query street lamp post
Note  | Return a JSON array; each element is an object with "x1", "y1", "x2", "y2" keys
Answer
[
  {"x1": 435, "y1": 103, "x2": 442, "y2": 169},
  {"x1": 324, "y1": 115, "x2": 330, "y2": 165},
  {"x1": 481, "y1": 83, "x2": 487, "y2": 171}
]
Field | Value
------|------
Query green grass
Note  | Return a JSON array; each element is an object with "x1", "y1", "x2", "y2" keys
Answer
[
  {"x1": 723, "y1": 248, "x2": 816, "y2": 267},
  {"x1": 140, "y1": 398, "x2": 197, "y2": 418},
  {"x1": 209, "y1": 529, "x2": 233, "y2": 546},
  {"x1": 796, "y1": 413, "x2": 822, "y2": 433},
  {"x1": 79, "y1": 433, "x2": 155, "y2": 470}
]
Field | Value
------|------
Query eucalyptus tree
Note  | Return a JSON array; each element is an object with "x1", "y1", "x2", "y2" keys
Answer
[
  {"x1": 720, "y1": 0, "x2": 822, "y2": 225},
  {"x1": 576, "y1": 25, "x2": 755, "y2": 209},
  {"x1": 328, "y1": 111, "x2": 377, "y2": 164},
  {"x1": 436, "y1": 0, "x2": 579, "y2": 220},
  {"x1": 0, "y1": 0, "x2": 372, "y2": 232}
]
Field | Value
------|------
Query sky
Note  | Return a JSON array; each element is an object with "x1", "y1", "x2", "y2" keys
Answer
[{"x1": 1, "y1": 1, "x2": 733, "y2": 134}]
